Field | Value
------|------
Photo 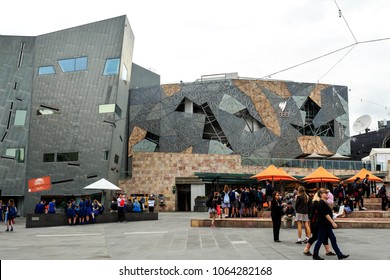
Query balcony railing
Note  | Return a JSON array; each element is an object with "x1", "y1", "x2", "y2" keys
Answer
[{"x1": 242, "y1": 157, "x2": 365, "y2": 171}]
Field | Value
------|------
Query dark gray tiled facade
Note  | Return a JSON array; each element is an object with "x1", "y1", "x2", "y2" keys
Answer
[
  {"x1": 0, "y1": 16, "x2": 159, "y2": 214},
  {"x1": 129, "y1": 80, "x2": 350, "y2": 159}
]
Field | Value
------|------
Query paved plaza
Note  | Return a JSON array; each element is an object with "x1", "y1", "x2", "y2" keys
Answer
[{"x1": 2, "y1": 212, "x2": 390, "y2": 260}]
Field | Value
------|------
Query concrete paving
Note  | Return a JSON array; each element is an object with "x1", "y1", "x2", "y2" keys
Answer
[{"x1": 2, "y1": 212, "x2": 390, "y2": 260}]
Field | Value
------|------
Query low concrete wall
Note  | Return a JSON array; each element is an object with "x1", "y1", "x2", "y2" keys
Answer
[{"x1": 26, "y1": 212, "x2": 158, "y2": 228}]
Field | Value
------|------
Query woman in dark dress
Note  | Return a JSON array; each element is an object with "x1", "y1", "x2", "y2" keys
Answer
[
  {"x1": 312, "y1": 189, "x2": 350, "y2": 260},
  {"x1": 66, "y1": 199, "x2": 77, "y2": 225},
  {"x1": 271, "y1": 191, "x2": 285, "y2": 242}
]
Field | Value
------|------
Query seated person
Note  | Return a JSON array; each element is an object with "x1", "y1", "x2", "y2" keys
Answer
[
  {"x1": 282, "y1": 201, "x2": 296, "y2": 228},
  {"x1": 34, "y1": 200, "x2": 46, "y2": 214},
  {"x1": 133, "y1": 199, "x2": 141, "y2": 213}
]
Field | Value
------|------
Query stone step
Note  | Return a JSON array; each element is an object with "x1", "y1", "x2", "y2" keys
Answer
[{"x1": 191, "y1": 215, "x2": 390, "y2": 229}]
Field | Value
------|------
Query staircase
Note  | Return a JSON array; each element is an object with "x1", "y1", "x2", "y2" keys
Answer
[{"x1": 191, "y1": 198, "x2": 390, "y2": 229}]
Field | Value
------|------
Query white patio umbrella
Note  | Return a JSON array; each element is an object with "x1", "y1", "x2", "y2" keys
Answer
[{"x1": 84, "y1": 178, "x2": 121, "y2": 206}]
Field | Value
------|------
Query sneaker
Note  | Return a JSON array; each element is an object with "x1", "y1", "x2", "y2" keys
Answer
[
  {"x1": 295, "y1": 240, "x2": 303, "y2": 244},
  {"x1": 291, "y1": 226, "x2": 295, "y2": 229},
  {"x1": 303, "y1": 238, "x2": 309, "y2": 243},
  {"x1": 361, "y1": 207, "x2": 367, "y2": 210}
]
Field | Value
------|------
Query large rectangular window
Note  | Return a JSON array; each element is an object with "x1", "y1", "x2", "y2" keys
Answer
[
  {"x1": 57, "y1": 152, "x2": 79, "y2": 162},
  {"x1": 58, "y1": 57, "x2": 88, "y2": 72},
  {"x1": 103, "y1": 58, "x2": 120, "y2": 75}
]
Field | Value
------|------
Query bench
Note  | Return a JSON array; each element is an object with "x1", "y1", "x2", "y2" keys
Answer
[{"x1": 25, "y1": 212, "x2": 158, "y2": 228}]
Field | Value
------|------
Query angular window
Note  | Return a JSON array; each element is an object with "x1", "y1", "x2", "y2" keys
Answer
[
  {"x1": 43, "y1": 153, "x2": 55, "y2": 162},
  {"x1": 17, "y1": 148, "x2": 25, "y2": 163},
  {"x1": 115, "y1": 105, "x2": 122, "y2": 118},
  {"x1": 37, "y1": 105, "x2": 60, "y2": 115},
  {"x1": 99, "y1": 104, "x2": 122, "y2": 118},
  {"x1": 57, "y1": 152, "x2": 78, "y2": 162},
  {"x1": 58, "y1": 57, "x2": 88, "y2": 72},
  {"x1": 122, "y1": 64, "x2": 128, "y2": 81},
  {"x1": 103, "y1": 150, "x2": 109, "y2": 160},
  {"x1": 38, "y1": 66, "x2": 56, "y2": 75},
  {"x1": 5, "y1": 148, "x2": 17, "y2": 158},
  {"x1": 99, "y1": 104, "x2": 115, "y2": 113},
  {"x1": 4, "y1": 148, "x2": 24, "y2": 163},
  {"x1": 14, "y1": 110, "x2": 27, "y2": 126},
  {"x1": 103, "y1": 58, "x2": 120, "y2": 75}
]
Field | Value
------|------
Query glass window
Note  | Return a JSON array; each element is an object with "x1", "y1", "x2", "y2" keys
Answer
[
  {"x1": 114, "y1": 154, "x2": 119, "y2": 164},
  {"x1": 57, "y1": 152, "x2": 78, "y2": 162},
  {"x1": 16, "y1": 148, "x2": 25, "y2": 163},
  {"x1": 103, "y1": 151, "x2": 109, "y2": 160},
  {"x1": 38, "y1": 66, "x2": 56, "y2": 75},
  {"x1": 14, "y1": 110, "x2": 27, "y2": 126},
  {"x1": 115, "y1": 105, "x2": 122, "y2": 118},
  {"x1": 4, "y1": 148, "x2": 24, "y2": 162},
  {"x1": 58, "y1": 57, "x2": 88, "y2": 72},
  {"x1": 99, "y1": 104, "x2": 115, "y2": 113},
  {"x1": 43, "y1": 153, "x2": 55, "y2": 162},
  {"x1": 122, "y1": 64, "x2": 128, "y2": 81},
  {"x1": 75, "y1": 57, "x2": 87, "y2": 71},
  {"x1": 5, "y1": 148, "x2": 17, "y2": 158},
  {"x1": 103, "y1": 58, "x2": 120, "y2": 75}
]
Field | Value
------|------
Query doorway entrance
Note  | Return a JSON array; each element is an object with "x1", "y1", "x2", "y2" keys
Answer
[{"x1": 177, "y1": 184, "x2": 191, "y2": 211}]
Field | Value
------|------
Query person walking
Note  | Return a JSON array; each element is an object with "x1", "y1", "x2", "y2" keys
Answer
[
  {"x1": 303, "y1": 190, "x2": 335, "y2": 257},
  {"x1": 271, "y1": 191, "x2": 285, "y2": 242},
  {"x1": 209, "y1": 192, "x2": 220, "y2": 228},
  {"x1": 295, "y1": 186, "x2": 311, "y2": 244},
  {"x1": 5, "y1": 199, "x2": 17, "y2": 232},
  {"x1": 312, "y1": 189, "x2": 349, "y2": 260}
]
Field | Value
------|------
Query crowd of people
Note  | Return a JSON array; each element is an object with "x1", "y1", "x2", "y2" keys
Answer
[
  {"x1": 31, "y1": 193, "x2": 157, "y2": 226},
  {"x1": 206, "y1": 177, "x2": 390, "y2": 260}
]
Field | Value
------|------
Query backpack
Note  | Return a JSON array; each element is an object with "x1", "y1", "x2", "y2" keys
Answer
[
  {"x1": 223, "y1": 192, "x2": 230, "y2": 204},
  {"x1": 8, "y1": 206, "x2": 16, "y2": 217},
  {"x1": 228, "y1": 191, "x2": 236, "y2": 202}
]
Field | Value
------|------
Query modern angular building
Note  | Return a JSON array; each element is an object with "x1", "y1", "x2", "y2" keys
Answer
[
  {"x1": 123, "y1": 78, "x2": 351, "y2": 210},
  {"x1": 0, "y1": 16, "x2": 159, "y2": 214},
  {"x1": 0, "y1": 15, "x2": 351, "y2": 214},
  {"x1": 128, "y1": 79, "x2": 350, "y2": 159}
]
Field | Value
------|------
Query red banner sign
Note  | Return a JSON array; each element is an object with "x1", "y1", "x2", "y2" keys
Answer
[{"x1": 28, "y1": 176, "x2": 51, "y2": 193}]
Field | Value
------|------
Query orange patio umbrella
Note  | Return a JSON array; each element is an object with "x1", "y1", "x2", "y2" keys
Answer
[
  {"x1": 345, "y1": 168, "x2": 383, "y2": 183},
  {"x1": 301, "y1": 166, "x2": 340, "y2": 184},
  {"x1": 250, "y1": 164, "x2": 298, "y2": 182}
]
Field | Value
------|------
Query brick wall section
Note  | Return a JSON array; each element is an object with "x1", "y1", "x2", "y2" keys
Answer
[{"x1": 120, "y1": 152, "x2": 361, "y2": 211}]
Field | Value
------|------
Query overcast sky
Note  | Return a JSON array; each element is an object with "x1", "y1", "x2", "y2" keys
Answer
[{"x1": 1, "y1": 0, "x2": 389, "y2": 133}]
